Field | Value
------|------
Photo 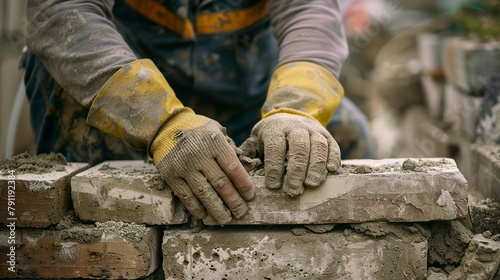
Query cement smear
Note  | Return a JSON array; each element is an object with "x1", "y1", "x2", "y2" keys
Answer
[
  {"x1": 0, "y1": 152, "x2": 67, "y2": 174},
  {"x1": 56, "y1": 211, "x2": 102, "y2": 244},
  {"x1": 56, "y1": 211, "x2": 149, "y2": 245},
  {"x1": 95, "y1": 220, "x2": 149, "y2": 244},
  {"x1": 336, "y1": 158, "x2": 451, "y2": 175}
]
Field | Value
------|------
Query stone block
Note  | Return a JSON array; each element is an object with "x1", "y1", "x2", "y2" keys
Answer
[
  {"x1": 443, "y1": 82, "x2": 482, "y2": 141},
  {"x1": 0, "y1": 219, "x2": 161, "y2": 279},
  {"x1": 470, "y1": 145, "x2": 500, "y2": 203},
  {"x1": 442, "y1": 37, "x2": 500, "y2": 93},
  {"x1": 468, "y1": 197, "x2": 500, "y2": 235},
  {"x1": 0, "y1": 160, "x2": 88, "y2": 228},
  {"x1": 448, "y1": 234, "x2": 500, "y2": 280},
  {"x1": 71, "y1": 161, "x2": 187, "y2": 225},
  {"x1": 204, "y1": 158, "x2": 468, "y2": 225},
  {"x1": 162, "y1": 223, "x2": 428, "y2": 280}
]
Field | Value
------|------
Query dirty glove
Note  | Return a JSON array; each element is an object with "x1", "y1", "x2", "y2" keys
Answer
[
  {"x1": 241, "y1": 62, "x2": 344, "y2": 196},
  {"x1": 150, "y1": 111, "x2": 255, "y2": 224},
  {"x1": 87, "y1": 59, "x2": 255, "y2": 225}
]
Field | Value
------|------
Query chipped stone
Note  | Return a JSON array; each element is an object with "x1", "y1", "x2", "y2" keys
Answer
[
  {"x1": 0, "y1": 163, "x2": 88, "y2": 228},
  {"x1": 71, "y1": 161, "x2": 187, "y2": 225},
  {"x1": 162, "y1": 225, "x2": 428, "y2": 279},
  {"x1": 204, "y1": 158, "x2": 468, "y2": 225}
]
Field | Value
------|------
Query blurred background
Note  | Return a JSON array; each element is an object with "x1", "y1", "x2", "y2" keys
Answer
[
  {"x1": 0, "y1": 0, "x2": 499, "y2": 166},
  {"x1": 0, "y1": 0, "x2": 33, "y2": 159}
]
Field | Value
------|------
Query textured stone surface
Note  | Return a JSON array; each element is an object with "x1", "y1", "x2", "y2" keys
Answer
[
  {"x1": 428, "y1": 221, "x2": 474, "y2": 266},
  {"x1": 162, "y1": 224, "x2": 428, "y2": 280},
  {"x1": 470, "y1": 145, "x2": 500, "y2": 203},
  {"x1": 0, "y1": 221, "x2": 161, "y2": 279},
  {"x1": 448, "y1": 234, "x2": 500, "y2": 280},
  {"x1": 0, "y1": 163, "x2": 88, "y2": 228},
  {"x1": 71, "y1": 161, "x2": 187, "y2": 225},
  {"x1": 204, "y1": 158, "x2": 468, "y2": 225}
]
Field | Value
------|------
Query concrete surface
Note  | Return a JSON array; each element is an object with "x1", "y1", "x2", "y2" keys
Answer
[
  {"x1": 71, "y1": 161, "x2": 187, "y2": 225},
  {"x1": 205, "y1": 158, "x2": 468, "y2": 225}
]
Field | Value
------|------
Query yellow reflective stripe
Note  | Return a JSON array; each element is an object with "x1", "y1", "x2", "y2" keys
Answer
[
  {"x1": 196, "y1": 0, "x2": 269, "y2": 34},
  {"x1": 124, "y1": 0, "x2": 269, "y2": 38},
  {"x1": 124, "y1": 0, "x2": 195, "y2": 38}
]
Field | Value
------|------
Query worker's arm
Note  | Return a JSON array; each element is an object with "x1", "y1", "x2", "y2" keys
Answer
[
  {"x1": 241, "y1": 0, "x2": 348, "y2": 196},
  {"x1": 26, "y1": 0, "x2": 254, "y2": 225}
]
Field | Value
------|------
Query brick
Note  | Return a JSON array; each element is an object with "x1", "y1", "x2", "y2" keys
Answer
[
  {"x1": 443, "y1": 82, "x2": 482, "y2": 141},
  {"x1": 399, "y1": 107, "x2": 477, "y2": 181},
  {"x1": 162, "y1": 223, "x2": 428, "y2": 279},
  {"x1": 71, "y1": 161, "x2": 187, "y2": 225},
  {"x1": 470, "y1": 145, "x2": 500, "y2": 203},
  {"x1": 0, "y1": 163, "x2": 88, "y2": 228},
  {"x1": 448, "y1": 234, "x2": 500, "y2": 280},
  {"x1": 442, "y1": 37, "x2": 500, "y2": 93},
  {"x1": 468, "y1": 197, "x2": 500, "y2": 235},
  {"x1": 204, "y1": 158, "x2": 468, "y2": 225},
  {"x1": 0, "y1": 221, "x2": 161, "y2": 279}
]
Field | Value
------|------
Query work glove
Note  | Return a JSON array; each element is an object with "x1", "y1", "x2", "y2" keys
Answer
[
  {"x1": 241, "y1": 62, "x2": 344, "y2": 196},
  {"x1": 87, "y1": 59, "x2": 255, "y2": 225},
  {"x1": 150, "y1": 111, "x2": 255, "y2": 224}
]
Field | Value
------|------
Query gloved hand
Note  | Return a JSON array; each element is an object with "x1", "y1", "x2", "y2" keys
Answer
[
  {"x1": 242, "y1": 61, "x2": 344, "y2": 195},
  {"x1": 241, "y1": 111, "x2": 340, "y2": 196},
  {"x1": 87, "y1": 59, "x2": 254, "y2": 225},
  {"x1": 150, "y1": 110, "x2": 255, "y2": 224}
]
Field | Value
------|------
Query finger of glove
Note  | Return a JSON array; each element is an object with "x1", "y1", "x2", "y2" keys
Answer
[
  {"x1": 168, "y1": 178, "x2": 207, "y2": 219},
  {"x1": 284, "y1": 129, "x2": 310, "y2": 196},
  {"x1": 304, "y1": 131, "x2": 329, "y2": 188},
  {"x1": 262, "y1": 130, "x2": 286, "y2": 189},
  {"x1": 185, "y1": 172, "x2": 232, "y2": 225},
  {"x1": 323, "y1": 132, "x2": 341, "y2": 172},
  {"x1": 203, "y1": 158, "x2": 249, "y2": 219}
]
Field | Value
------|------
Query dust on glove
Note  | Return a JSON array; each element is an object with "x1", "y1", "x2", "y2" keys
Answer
[
  {"x1": 87, "y1": 59, "x2": 255, "y2": 225},
  {"x1": 241, "y1": 61, "x2": 344, "y2": 195},
  {"x1": 241, "y1": 111, "x2": 340, "y2": 196}
]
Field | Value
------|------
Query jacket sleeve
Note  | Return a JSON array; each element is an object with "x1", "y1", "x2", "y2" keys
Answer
[
  {"x1": 25, "y1": 0, "x2": 137, "y2": 107},
  {"x1": 269, "y1": 0, "x2": 348, "y2": 78}
]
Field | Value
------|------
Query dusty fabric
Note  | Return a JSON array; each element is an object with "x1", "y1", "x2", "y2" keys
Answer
[
  {"x1": 240, "y1": 113, "x2": 341, "y2": 196},
  {"x1": 152, "y1": 113, "x2": 255, "y2": 225}
]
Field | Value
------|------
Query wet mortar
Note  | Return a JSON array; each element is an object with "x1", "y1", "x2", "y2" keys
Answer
[{"x1": 0, "y1": 152, "x2": 67, "y2": 174}]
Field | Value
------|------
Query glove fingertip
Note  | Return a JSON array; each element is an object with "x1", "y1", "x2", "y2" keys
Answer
[
  {"x1": 283, "y1": 185, "x2": 303, "y2": 197},
  {"x1": 241, "y1": 187, "x2": 256, "y2": 201},
  {"x1": 326, "y1": 158, "x2": 341, "y2": 173}
]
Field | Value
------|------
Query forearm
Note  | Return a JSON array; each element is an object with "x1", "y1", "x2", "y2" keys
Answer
[
  {"x1": 26, "y1": 0, "x2": 136, "y2": 107},
  {"x1": 269, "y1": 0, "x2": 348, "y2": 77}
]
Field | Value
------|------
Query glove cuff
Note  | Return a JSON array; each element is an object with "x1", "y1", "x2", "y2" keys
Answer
[
  {"x1": 87, "y1": 59, "x2": 184, "y2": 150},
  {"x1": 262, "y1": 61, "x2": 344, "y2": 126},
  {"x1": 150, "y1": 109, "x2": 209, "y2": 163},
  {"x1": 262, "y1": 108, "x2": 318, "y2": 123}
]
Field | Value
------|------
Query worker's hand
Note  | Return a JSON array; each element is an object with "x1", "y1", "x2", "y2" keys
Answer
[
  {"x1": 87, "y1": 59, "x2": 255, "y2": 225},
  {"x1": 240, "y1": 112, "x2": 341, "y2": 196},
  {"x1": 150, "y1": 110, "x2": 255, "y2": 225}
]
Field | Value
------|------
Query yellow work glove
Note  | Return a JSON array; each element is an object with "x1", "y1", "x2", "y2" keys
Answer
[
  {"x1": 87, "y1": 59, "x2": 255, "y2": 225},
  {"x1": 241, "y1": 62, "x2": 344, "y2": 196}
]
